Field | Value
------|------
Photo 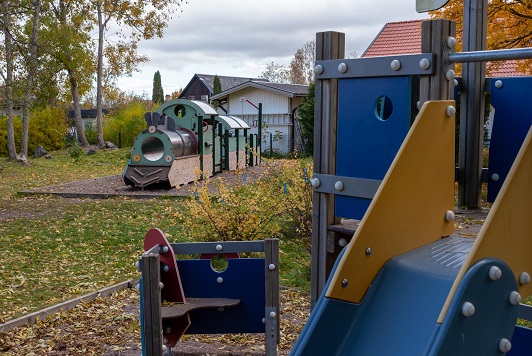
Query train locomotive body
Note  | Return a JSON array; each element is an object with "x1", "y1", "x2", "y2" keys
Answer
[{"x1": 123, "y1": 99, "x2": 253, "y2": 188}]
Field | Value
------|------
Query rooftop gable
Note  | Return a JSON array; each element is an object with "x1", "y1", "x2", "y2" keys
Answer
[{"x1": 211, "y1": 80, "x2": 309, "y2": 100}]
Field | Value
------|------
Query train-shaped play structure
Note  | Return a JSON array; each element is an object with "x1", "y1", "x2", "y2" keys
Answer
[{"x1": 123, "y1": 99, "x2": 256, "y2": 188}]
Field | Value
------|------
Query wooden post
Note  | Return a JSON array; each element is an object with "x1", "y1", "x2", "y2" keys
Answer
[
  {"x1": 141, "y1": 252, "x2": 163, "y2": 356},
  {"x1": 265, "y1": 238, "x2": 279, "y2": 355},
  {"x1": 310, "y1": 31, "x2": 345, "y2": 309},
  {"x1": 458, "y1": 0, "x2": 487, "y2": 208},
  {"x1": 419, "y1": 19, "x2": 456, "y2": 104}
]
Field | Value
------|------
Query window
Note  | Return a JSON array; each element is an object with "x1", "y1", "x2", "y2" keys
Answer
[
  {"x1": 188, "y1": 95, "x2": 195, "y2": 100},
  {"x1": 201, "y1": 95, "x2": 209, "y2": 102}
]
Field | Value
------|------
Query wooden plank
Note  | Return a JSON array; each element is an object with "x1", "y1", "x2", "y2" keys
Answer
[
  {"x1": 0, "y1": 280, "x2": 134, "y2": 333},
  {"x1": 310, "y1": 31, "x2": 345, "y2": 309},
  {"x1": 161, "y1": 298, "x2": 240, "y2": 319},
  {"x1": 142, "y1": 253, "x2": 162, "y2": 356}
]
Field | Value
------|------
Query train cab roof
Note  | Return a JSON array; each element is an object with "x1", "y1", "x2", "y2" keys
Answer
[{"x1": 217, "y1": 115, "x2": 250, "y2": 129}]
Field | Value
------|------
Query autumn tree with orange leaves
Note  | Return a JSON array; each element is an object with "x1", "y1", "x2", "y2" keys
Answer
[{"x1": 430, "y1": 0, "x2": 532, "y2": 74}]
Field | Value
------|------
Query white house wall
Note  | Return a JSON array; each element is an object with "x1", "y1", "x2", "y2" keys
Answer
[{"x1": 220, "y1": 87, "x2": 295, "y2": 154}]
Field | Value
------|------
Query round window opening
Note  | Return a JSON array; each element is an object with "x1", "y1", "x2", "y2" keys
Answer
[
  {"x1": 210, "y1": 255, "x2": 228, "y2": 272},
  {"x1": 141, "y1": 136, "x2": 165, "y2": 161},
  {"x1": 174, "y1": 105, "x2": 186, "y2": 118},
  {"x1": 374, "y1": 95, "x2": 393, "y2": 121}
]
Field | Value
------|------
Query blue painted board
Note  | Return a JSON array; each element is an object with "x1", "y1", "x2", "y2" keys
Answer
[
  {"x1": 335, "y1": 76, "x2": 413, "y2": 219},
  {"x1": 487, "y1": 77, "x2": 532, "y2": 202},
  {"x1": 176, "y1": 258, "x2": 265, "y2": 334}
]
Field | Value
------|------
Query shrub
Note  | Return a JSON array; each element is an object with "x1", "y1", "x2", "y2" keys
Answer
[
  {"x1": 166, "y1": 159, "x2": 313, "y2": 249},
  {"x1": 103, "y1": 101, "x2": 148, "y2": 148}
]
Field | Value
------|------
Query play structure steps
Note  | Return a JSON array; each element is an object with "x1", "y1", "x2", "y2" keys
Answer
[{"x1": 161, "y1": 298, "x2": 241, "y2": 319}]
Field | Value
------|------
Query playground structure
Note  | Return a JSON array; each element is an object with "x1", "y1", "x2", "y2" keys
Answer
[
  {"x1": 123, "y1": 99, "x2": 260, "y2": 188},
  {"x1": 137, "y1": 229, "x2": 279, "y2": 355},
  {"x1": 294, "y1": 0, "x2": 532, "y2": 354}
]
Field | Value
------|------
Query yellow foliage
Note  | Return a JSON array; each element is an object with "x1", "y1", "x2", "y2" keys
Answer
[{"x1": 166, "y1": 159, "x2": 313, "y2": 248}]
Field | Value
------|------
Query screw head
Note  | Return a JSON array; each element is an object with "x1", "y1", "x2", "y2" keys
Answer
[
  {"x1": 159, "y1": 282, "x2": 165, "y2": 289},
  {"x1": 217, "y1": 277, "x2": 224, "y2": 284},
  {"x1": 446, "y1": 36, "x2": 457, "y2": 49},
  {"x1": 311, "y1": 177, "x2": 321, "y2": 188},
  {"x1": 445, "y1": 210, "x2": 455, "y2": 222},
  {"x1": 216, "y1": 244, "x2": 223, "y2": 251},
  {"x1": 416, "y1": 101, "x2": 422, "y2": 110},
  {"x1": 338, "y1": 62, "x2": 348, "y2": 73},
  {"x1": 509, "y1": 291, "x2": 522, "y2": 305},
  {"x1": 135, "y1": 260, "x2": 142, "y2": 272},
  {"x1": 446, "y1": 106, "x2": 456, "y2": 117},
  {"x1": 365, "y1": 247, "x2": 372, "y2": 256},
  {"x1": 445, "y1": 69, "x2": 456, "y2": 81},
  {"x1": 499, "y1": 338, "x2": 512, "y2": 353},
  {"x1": 341, "y1": 278, "x2": 348, "y2": 288},
  {"x1": 165, "y1": 155, "x2": 173, "y2": 163},
  {"x1": 461, "y1": 301, "x2": 475, "y2": 317},
  {"x1": 269, "y1": 311, "x2": 276, "y2": 318},
  {"x1": 419, "y1": 58, "x2": 431, "y2": 70},
  {"x1": 488, "y1": 266, "x2": 502, "y2": 281},
  {"x1": 495, "y1": 80, "x2": 503, "y2": 89},
  {"x1": 338, "y1": 238, "x2": 348, "y2": 247},
  {"x1": 454, "y1": 79, "x2": 459, "y2": 87},
  {"x1": 149, "y1": 125, "x2": 156, "y2": 133},
  {"x1": 519, "y1": 272, "x2": 531, "y2": 285},
  {"x1": 391, "y1": 60, "x2": 401, "y2": 71},
  {"x1": 334, "y1": 181, "x2": 344, "y2": 191},
  {"x1": 314, "y1": 64, "x2": 324, "y2": 75},
  {"x1": 268, "y1": 263, "x2": 276, "y2": 271},
  {"x1": 491, "y1": 173, "x2": 500, "y2": 182}
]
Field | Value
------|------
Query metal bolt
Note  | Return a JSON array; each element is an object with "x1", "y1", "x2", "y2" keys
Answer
[
  {"x1": 159, "y1": 282, "x2": 164, "y2": 289},
  {"x1": 311, "y1": 177, "x2": 321, "y2": 188},
  {"x1": 446, "y1": 106, "x2": 456, "y2": 117},
  {"x1": 165, "y1": 155, "x2": 173, "y2": 163},
  {"x1": 495, "y1": 80, "x2": 503, "y2": 89},
  {"x1": 461, "y1": 302, "x2": 475, "y2": 317},
  {"x1": 419, "y1": 58, "x2": 431, "y2": 70},
  {"x1": 416, "y1": 101, "x2": 422, "y2": 110},
  {"x1": 136, "y1": 283, "x2": 140, "y2": 291},
  {"x1": 509, "y1": 291, "x2": 522, "y2": 305},
  {"x1": 338, "y1": 238, "x2": 348, "y2": 247},
  {"x1": 445, "y1": 210, "x2": 455, "y2": 222},
  {"x1": 135, "y1": 260, "x2": 142, "y2": 272},
  {"x1": 334, "y1": 181, "x2": 344, "y2": 191},
  {"x1": 499, "y1": 338, "x2": 512, "y2": 353},
  {"x1": 268, "y1": 263, "x2": 276, "y2": 271},
  {"x1": 149, "y1": 126, "x2": 156, "y2": 133},
  {"x1": 341, "y1": 279, "x2": 348, "y2": 288},
  {"x1": 160, "y1": 245, "x2": 169, "y2": 254},
  {"x1": 262, "y1": 318, "x2": 265, "y2": 323},
  {"x1": 391, "y1": 60, "x2": 401, "y2": 71},
  {"x1": 165, "y1": 327, "x2": 171, "y2": 334},
  {"x1": 491, "y1": 173, "x2": 500, "y2": 182},
  {"x1": 519, "y1": 272, "x2": 531, "y2": 285},
  {"x1": 217, "y1": 277, "x2": 223, "y2": 284},
  {"x1": 454, "y1": 79, "x2": 459, "y2": 87},
  {"x1": 338, "y1": 62, "x2": 348, "y2": 73},
  {"x1": 314, "y1": 64, "x2": 324, "y2": 75},
  {"x1": 216, "y1": 244, "x2": 223, "y2": 251},
  {"x1": 163, "y1": 338, "x2": 169, "y2": 344},
  {"x1": 269, "y1": 311, "x2": 276, "y2": 318},
  {"x1": 445, "y1": 69, "x2": 456, "y2": 81},
  {"x1": 365, "y1": 247, "x2": 372, "y2": 256},
  {"x1": 489, "y1": 266, "x2": 502, "y2": 281},
  {"x1": 446, "y1": 36, "x2": 457, "y2": 49},
  {"x1": 161, "y1": 264, "x2": 169, "y2": 272}
]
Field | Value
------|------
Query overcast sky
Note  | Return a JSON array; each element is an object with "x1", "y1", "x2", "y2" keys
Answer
[{"x1": 116, "y1": 0, "x2": 429, "y2": 96}]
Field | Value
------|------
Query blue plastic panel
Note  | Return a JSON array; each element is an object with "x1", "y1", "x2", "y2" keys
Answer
[
  {"x1": 508, "y1": 326, "x2": 532, "y2": 355},
  {"x1": 176, "y1": 258, "x2": 265, "y2": 334},
  {"x1": 487, "y1": 77, "x2": 532, "y2": 202},
  {"x1": 335, "y1": 76, "x2": 413, "y2": 219}
]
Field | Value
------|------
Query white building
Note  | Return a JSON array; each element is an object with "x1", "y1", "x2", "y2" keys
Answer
[{"x1": 211, "y1": 81, "x2": 309, "y2": 154}]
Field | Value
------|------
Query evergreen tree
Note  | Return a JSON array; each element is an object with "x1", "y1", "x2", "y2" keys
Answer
[
  {"x1": 213, "y1": 75, "x2": 222, "y2": 95},
  {"x1": 152, "y1": 71, "x2": 164, "y2": 103},
  {"x1": 297, "y1": 82, "x2": 315, "y2": 156}
]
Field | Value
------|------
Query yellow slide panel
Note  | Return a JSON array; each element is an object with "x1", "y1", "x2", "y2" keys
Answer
[
  {"x1": 438, "y1": 126, "x2": 532, "y2": 323},
  {"x1": 327, "y1": 101, "x2": 456, "y2": 303}
]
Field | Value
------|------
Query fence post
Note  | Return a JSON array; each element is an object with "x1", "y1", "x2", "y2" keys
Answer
[
  {"x1": 310, "y1": 31, "x2": 345, "y2": 309},
  {"x1": 141, "y1": 252, "x2": 162, "y2": 356}
]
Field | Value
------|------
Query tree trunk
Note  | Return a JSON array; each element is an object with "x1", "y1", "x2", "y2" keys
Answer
[
  {"x1": 68, "y1": 69, "x2": 89, "y2": 147},
  {"x1": 2, "y1": 0, "x2": 20, "y2": 161},
  {"x1": 19, "y1": 0, "x2": 42, "y2": 162},
  {"x1": 95, "y1": 2, "x2": 105, "y2": 148}
]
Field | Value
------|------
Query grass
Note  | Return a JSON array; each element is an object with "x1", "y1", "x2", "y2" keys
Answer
[{"x1": 0, "y1": 149, "x2": 311, "y2": 323}]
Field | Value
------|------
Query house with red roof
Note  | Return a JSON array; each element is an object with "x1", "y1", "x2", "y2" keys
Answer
[{"x1": 362, "y1": 20, "x2": 527, "y2": 77}]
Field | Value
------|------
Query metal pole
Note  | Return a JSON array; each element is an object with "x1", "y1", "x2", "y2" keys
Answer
[
  {"x1": 448, "y1": 47, "x2": 532, "y2": 63},
  {"x1": 258, "y1": 103, "x2": 263, "y2": 163}
]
